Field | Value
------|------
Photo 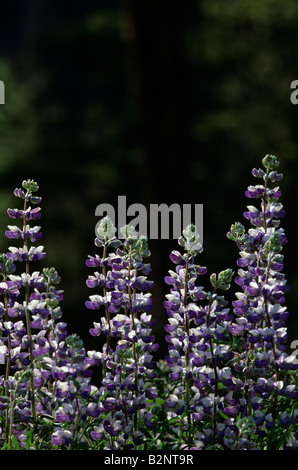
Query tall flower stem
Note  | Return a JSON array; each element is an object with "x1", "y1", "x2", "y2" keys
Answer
[
  {"x1": 23, "y1": 197, "x2": 36, "y2": 420},
  {"x1": 183, "y1": 252, "x2": 191, "y2": 446},
  {"x1": 261, "y1": 163, "x2": 281, "y2": 447},
  {"x1": 3, "y1": 295, "x2": 11, "y2": 383},
  {"x1": 227, "y1": 155, "x2": 295, "y2": 450},
  {"x1": 128, "y1": 255, "x2": 139, "y2": 431},
  {"x1": 68, "y1": 396, "x2": 81, "y2": 451},
  {"x1": 7, "y1": 390, "x2": 16, "y2": 449},
  {"x1": 206, "y1": 289, "x2": 219, "y2": 437},
  {"x1": 3, "y1": 292, "x2": 11, "y2": 440},
  {"x1": 262, "y1": 167, "x2": 270, "y2": 233},
  {"x1": 264, "y1": 260, "x2": 280, "y2": 449},
  {"x1": 102, "y1": 244, "x2": 111, "y2": 379}
]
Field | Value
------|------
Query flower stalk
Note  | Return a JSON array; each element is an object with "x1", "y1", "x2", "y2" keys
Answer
[{"x1": 0, "y1": 158, "x2": 296, "y2": 450}]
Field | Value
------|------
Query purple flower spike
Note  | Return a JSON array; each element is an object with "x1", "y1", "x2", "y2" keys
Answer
[{"x1": 1, "y1": 163, "x2": 294, "y2": 450}]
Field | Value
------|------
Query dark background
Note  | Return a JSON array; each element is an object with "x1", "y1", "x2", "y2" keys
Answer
[{"x1": 0, "y1": 0, "x2": 297, "y2": 358}]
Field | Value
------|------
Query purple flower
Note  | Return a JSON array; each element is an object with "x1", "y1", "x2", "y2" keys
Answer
[
  {"x1": 51, "y1": 429, "x2": 73, "y2": 447},
  {"x1": 227, "y1": 154, "x2": 297, "y2": 447}
]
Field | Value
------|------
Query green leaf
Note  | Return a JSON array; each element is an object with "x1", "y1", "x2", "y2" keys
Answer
[
  {"x1": 24, "y1": 428, "x2": 33, "y2": 450},
  {"x1": 11, "y1": 435, "x2": 21, "y2": 450}
]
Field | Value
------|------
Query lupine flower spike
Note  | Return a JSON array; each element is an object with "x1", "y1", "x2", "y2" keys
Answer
[
  {"x1": 227, "y1": 154, "x2": 298, "y2": 449},
  {"x1": 0, "y1": 157, "x2": 296, "y2": 450}
]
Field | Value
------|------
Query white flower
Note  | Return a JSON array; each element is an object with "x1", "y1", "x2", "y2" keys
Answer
[
  {"x1": 182, "y1": 224, "x2": 202, "y2": 251},
  {"x1": 0, "y1": 341, "x2": 7, "y2": 364},
  {"x1": 120, "y1": 224, "x2": 138, "y2": 239},
  {"x1": 96, "y1": 216, "x2": 116, "y2": 240}
]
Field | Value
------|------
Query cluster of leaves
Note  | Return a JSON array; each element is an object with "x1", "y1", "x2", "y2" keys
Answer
[{"x1": 0, "y1": 156, "x2": 297, "y2": 450}]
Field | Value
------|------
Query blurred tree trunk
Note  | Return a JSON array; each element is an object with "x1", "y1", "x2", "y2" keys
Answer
[
  {"x1": 122, "y1": 0, "x2": 193, "y2": 205},
  {"x1": 121, "y1": 1, "x2": 196, "y2": 349}
]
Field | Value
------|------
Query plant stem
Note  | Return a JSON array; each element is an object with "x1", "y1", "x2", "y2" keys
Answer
[
  {"x1": 206, "y1": 289, "x2": 219, "y2": 439},
  {"x1": 262, "y1": 168, "x2": 270, "y2": 233},
  {"x1": 102, "y1": 244, "x2": 111, "y2": 378},
  {"x1": 68, "y1": 395, "x2": 81, "y2": 450},
  {"x1": 261, "y1": 174, "x2": 280, "y2": 448},
  {"x1": 128, "y1": 255, "x2": 139, "y2": 431},
  {"x1": 7, "y1": 392, "x2": 16, "y2": 449},
  {"x1": 3, "y1": 292, "x2": 11, "y2": 439},
  {"x1": 264, "y1": 287, "x2": 280, "y2": 450},
  {"x1": 183, "y1": 252, "x2": 192, "y2": 447},
  {"x1": 23, "y1": 197, "x2": 36, "y2": 420}
]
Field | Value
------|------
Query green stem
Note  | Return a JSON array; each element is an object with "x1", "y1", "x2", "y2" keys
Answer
[
  {"x1": 264, "y1": 287, "x2": 280, "y2": 450},
  {"x1": 23, "y1": 197, "x2": 36, "y2": 420},
  {"x1": 8, "y1": 393, "x2": 16, "y2": 449},
  {"x1": 128, "y1": 256, "x2": 139, "y2": 431},
  {"x1": 261, "y1": 177, "x2": 280, "y2": 448},
  {"x1": 262, "y1": 167, "x2": 270, "y2": 234},
  {"x1": 119, "y1": 364, "x2": 128, "y2": 448},
  {"x1": 102, "y1": 244, "x2": 111, "y2": 378},
  {"x1": 3, "y1": 295, "x2": 11, "y2": 383},
  {"x1": 68, "y1": 395, "x2": 81, "y2": 450},
  {"x1": 3, "y1": 292, "x2": 11, "y2": 439},
  {"x1": 206, "y1": 289, "x2": 219, "y2": 438},
  {"x1": 183, "y1": 252, "x2": 192, "y2": 447}
]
